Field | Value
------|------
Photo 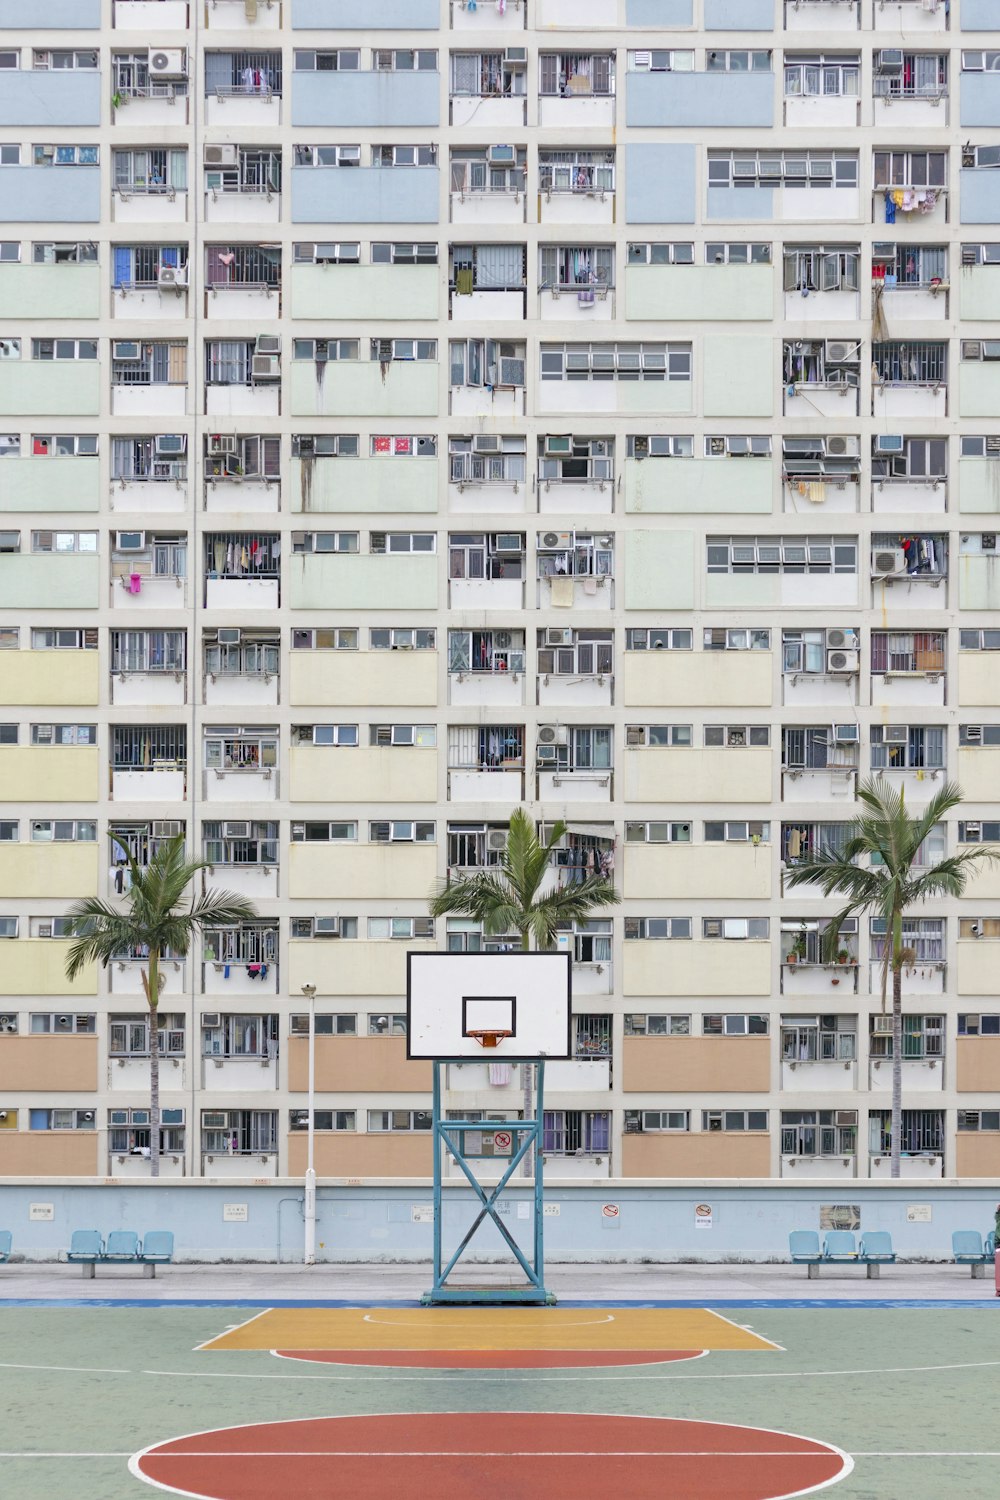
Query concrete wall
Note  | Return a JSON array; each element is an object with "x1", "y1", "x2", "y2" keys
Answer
[
  {"x1": 287, "y1": 1035, "x2": 432, "y2": 1093},
  {"x1": 289, "y1": 746, "x2": 438, "y2": 802},
  {"x1": 0, "y1": 266, "x2": 100, "y2": 321},
  {"x1": 0, "y1": 844, "x2": 98, "y2": 900},
  {"x1": 0, "y1": 556, "x2": 99, "y2": 609},
  {"x1": 292, "y1": 456, "x2": 439, "y2": 514},
  {"x1": 961, "y1": 75, "x2": 1000, "y2": 130},
  {"x1": 624, "y1": 747, "x2": 772, "y2": 802},
  {"x1": 287, "y1": 938, "x2": 437, "y2": 996},
  {"x1": 0, "y1": 0, "x2": 99, "y2": 21},
  {"x1": 0, "y1": 1179, "x2": 994, "y2": 1263},
  {"x1": 0, "y1": 941, "x2": 96, "y2": 996},
  {"x1": 289, "y1": 651, "x2": 438, "y2": 706},
  {"x1": 0, "y1": 747, "x2": 99, "y2": 802},
  {"x1": 623, "y1": 1037, "x2": 770, "y2": 1093},
  {"x1": 292, "y1": 72, "x2": 439, "y2": 128},
  {"x1": 624, "y1": 940, "x2": 772, "y2": 997},
  {"x1": 0, "y1": 167, "x2": 100, "y2": 222},
  {"x1": 291, "y1": 167, "x2": 440, "y2": 224},
  {"x1": 626, "y1": 265, "x2": 772, "y2": 323},
  {"x1": 622, "y1": 1134, "x2": 770, "y2": 1177},
  {"x1": 0, "y1": 74, "x2": 101, "y2": 128},
  {"x1": 622, "y1": 843, "x2": 772, "y2": 901},
  {"x1": 286, "y1": 554, "x2": 438, "y2": 610},
  {"x1": 704, "y1": 0, "x2": 772, "y2": 26},
  {"x1": 0, "y1": 1037, "x2": 97, "y2": 1093},
  {"x1": 292, "y1": 0, "x2": 441, "y2": 26},
  {"x1": 0, "y1": 365, "x2": 100, "y2": 418},
  {"x1": 963, "y1": 0, "x2": 997, "y2": 26},
  {"x1": 704, "y1": 336, "x2": 773, "y2": 417},
  {"x1": 0, "y1": 458, "x2": 100, "y2": 514},
  {"x1": 957, "y1": 459, "x2": 1000, "y2": 512},
  {"x1": 627, "y1": 73, "x2": 773, "y2": 130},
  {"x1": 955, "y1": 1036, "x2": 1000, "y2": 1092},
  {"x1": 625, "y1": 144, "x2": 696, "y2": 224},
  {"x1": 289, "y1": 361, "x2": 439, "y2": 418},
  {"x1": 624, "y1": 457, "x2": 773, "y2": 515},
  {"x1": 287, "y1": 843, "x2": 437, "y2": 900},
  {"x1": 623, "y1": 530, "x2": 694, "y2": 608},
  {"x1": 960, "y1": 170, "x2": 1000, "y2": 226},
  {"x1": 290, "y1": 265, "x2": 439, "y2": 322},
  {"x1": 626, "y1": 0, "x2": 692, "y2": 22},
  {"x1": 622, "y1": 650, "x2": 772, "y2": 707}
]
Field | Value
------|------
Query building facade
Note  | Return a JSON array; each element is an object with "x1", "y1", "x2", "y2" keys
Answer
[{"x1": 1, "y1": 0, "x2": 999, "y2": 1184}]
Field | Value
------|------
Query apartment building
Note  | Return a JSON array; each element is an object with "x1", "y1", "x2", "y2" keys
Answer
[{"x1": 1, "y1": 0, "x2": 1000, "y2": 1185}]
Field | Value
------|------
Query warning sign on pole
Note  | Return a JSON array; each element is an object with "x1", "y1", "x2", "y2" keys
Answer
[{"x1": 492, "y1": 1130, "x2": 512, "y2": 1153}]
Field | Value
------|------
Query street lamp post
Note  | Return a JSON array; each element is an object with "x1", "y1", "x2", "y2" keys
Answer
[{"x1": 300, "y1": 982, "x2": 317, "y2": 1266}]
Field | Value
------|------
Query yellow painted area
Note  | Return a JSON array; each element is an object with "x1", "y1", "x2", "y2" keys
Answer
[{"x1": 202, "y1": 1306, "x2": 777, "y2": 1354}]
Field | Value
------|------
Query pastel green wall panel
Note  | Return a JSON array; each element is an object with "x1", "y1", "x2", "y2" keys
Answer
[
  {"x1": 958, "y1": 459, "x2": 1000, "y2": 514},
  {"x1": 290, "y1": 361, "x2": 438, "y2": 418},
  {"x1": 290, "y1": 265, "x2": 439, "y2": 321},
  {"x1": 0, "y1": 364, "x2": 100, "y2": 417},
  {"x1": 959, "y1": 555, "x2": 1000, "y2": 610},
  {"x1": 287, "y1": 553, "x2": 438, "y2": 610},
  {"x1": 291, "y1": 457, "x2": 438, "y2": 513},
  {"x1": 625, "y1": 458, "x2": 773, "y2": 515},
  {"x1": 0, "y1": 266, "x2": 100, "y2": 321},
  {"x1": 703, "y1": 337, "x2": 773, "y2": 417},
  {"x1": 625, "y1": 265, "x2": 772, "y2": 323},
  {"x1": 624, "y1": 529, "x2": 694, "y2": 609},
  {"x1": 0, "y1": 555, "x2": 99, "y2": 608},
  {"x1": 0, "y1": 458, "x2": 99, "y2": 513},
  {"x1": 959, "y1": 364, "x2": 1000, "y2": 420}
]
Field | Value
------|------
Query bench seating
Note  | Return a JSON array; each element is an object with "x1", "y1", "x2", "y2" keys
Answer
[
  {"x1": 952, "y1": 1230, "x2": 997, "y2": 1279},
  {"x1": 790, "y1": 1229, "x2": 895, "y2": 1279},
  {"x1": 0, "y1": 1230, "x2": 11, "y2": 1263},
  {"x1": 67, "y1": 1229, "x2": 174, "y2": 1279}
]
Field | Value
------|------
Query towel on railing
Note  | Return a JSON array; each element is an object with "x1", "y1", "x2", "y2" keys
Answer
[
  {"x1": 550, "y1": 576, "x2": 574, "y2": 607},
  {"x1": 489, "y1": 1063, "x2": 511, "y2": 1086}
]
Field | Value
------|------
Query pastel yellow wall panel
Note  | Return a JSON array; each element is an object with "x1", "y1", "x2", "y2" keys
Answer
[
  {"x1": 623, "y1": 940, "x2": 772, "y2": 997},
  {"x1": 289, "y1": 652, "x2": 438, "y2": 707},
  {"x1": 288, "y1": 844, "x2": 438, "y2": 900},
  {"x1": 0, "y1": 652, "x2": 99, "y2": 707},
  {"x1": 622, "y1": 651, "x2": 772, "y2": 708},
  {"x1": 623, "y1": 843, "x2": 771, "y2": 900},
  {"x1": 0, "y1": 747, "x2": 99, "y2": 802},
  {"x1": 288, "y1": 939, "x2": 436, "y2": 997},
  {"x1": 624, "y1": 748, "x2": 772, "y2": 802},
  {"x1": 0, "y1": 844, "x2": 98, "y2": 900},
  {"x1": 289, "y1": 747, "x2": 438, "y2": 802},
  {"x1": 0, "y1": 942, "x2": 96, "y2": 997}
]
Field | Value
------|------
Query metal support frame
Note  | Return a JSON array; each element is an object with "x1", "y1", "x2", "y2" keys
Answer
[{"x1": 424, "y1": 1059, "x2": 553, "y2": 1304}]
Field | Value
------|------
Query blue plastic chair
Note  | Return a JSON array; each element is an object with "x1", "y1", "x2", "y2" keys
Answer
[
  {"x1": 140, "y1": 1231, "x2": 174, "y2": 1263},
  {"x1": 860, "y1": 1231, "x2": 895, "y2": 1263},
  {"x1": 104, "y1": 1230, "x2": 140, "y2": 1261},
  {"x1": 0, "y1": 1230, "x2": 11, "y2": 1263},
  {"x1": 823, "y1": 1230, "x2": 858, "y2": 1260},
  {"x1": 66, "y1": 1230, "x2": 103, "y2": 1262},
  {"x1": 789, "y1": 1230, "x2": 822, "y2": 1263},
  {"x1": 952, "y1": 1230, "x2": 988, "y2": 1264}
]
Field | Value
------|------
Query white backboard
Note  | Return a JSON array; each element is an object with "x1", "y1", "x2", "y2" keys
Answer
[{"x1": 406, "y1": 951, "x2": 572, "y2": 1060}]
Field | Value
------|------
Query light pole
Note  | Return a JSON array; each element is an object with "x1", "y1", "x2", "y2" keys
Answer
[{"x1": 300, "y1": 982, "x2": 317, "y2": 1266}]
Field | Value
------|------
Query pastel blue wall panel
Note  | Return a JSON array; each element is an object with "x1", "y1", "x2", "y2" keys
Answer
[
  {"x1": 625, "y1": 144, "x2": 696, "y2": 224},
  {"x1": 293, "y1": 0, "x2": 441, "y2": 25},
  {"x1": 0, "y1": 0, "x2": 99, "y2": 22},
  {"x1": 961, "y1": 75, "x2": 1000, "y2": 130},
  {"x1": 0, "y1": 168, "x2": 101, "y2": 222},
  {"x1": 960, "y1": 170, "x2": 1000, "y2": 225},
  {"x1": 962, "y1": 0, "x2": 996, "y2": 28},
  {"x1": 707, "y1": 185, "x2": 774, "y2": 221},
  {"x1": 292, "y1": 72, "x2": 439, "y2": 128},
  {"x1": 0, "y1": 74, "x2": 101, "y2": 128},
  {"x1": 627, "y1": 72, "x2": 773, "y2": 129},
  {"x1": 705, "y1": 0, "x2": 773, "y2": 27},
  {"x1": 292, "y1": 167, "x2": 440, "y2": 223},
  {"x1": 625, "y1": 0, "x2": 692, "y2": 23}
]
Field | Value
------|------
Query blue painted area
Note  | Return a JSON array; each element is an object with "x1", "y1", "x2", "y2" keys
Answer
[
  {"x1": 292, "y1": 0, "x2": 441, "y2": 26},
  {"x1": 705, "y1": 0, "x2": 773, "y2": 27},
  {"x1": 962, "y1": 0, "x2": 997, "y2": 28},
  {"x1": 627, "y1": 72, "x2": 773, "y2": 129},
  {"x1": 960, "y1": 169, "x2": 1000, "y2": 225},
  {"x1": 707, "y1": 184, "x2": 774, "y2": 221},
  {"x1": 0, "y1": 167, "x2": 101, "y2": 222},
  {"x1": 292, "y1": 72, "x2": 439, "y2": 128},
  {"x1": 625, "y1": 0, "x2": 692, "y2": 23},
  {"x1": 0, "y1": 1298, "x2": 995, "y2": 1311},
  {"x1": 961, "y1": 74, "x2": 1000, "y2": 130},
  {"x1": 0, "y1": 73, "x2": 101, "y2": 128},
  {"x1": 625, "y1": 143, "x2": 696, "y2": 223},
  {"x1": 0, "y1": 0, "x2": 98, "y2": 23},
  {"x1": 292, "y1": 167, "x2": 441, "y2": 223}
]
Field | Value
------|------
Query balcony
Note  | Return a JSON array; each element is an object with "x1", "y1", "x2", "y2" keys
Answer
[
  {"x1": 868, "y1": 959, "x2": 945, "y2": 997},
  {"x1": 203, "y1": 862, "x2": 279, "y2": 901},
  {"x1": 203, "y1": 960, "x2": 278, "y2": 999},
  {"x1": 870, "y1": 1153, "x2": 942, "y2": 1179},
  {"x1": 869, "y1": 1055, "x2": 943, "y2": 1093},
  {"x1": 112, "y1": 571, "x2": 187, "y2": 611},
  {"x1": 781, "y1": 1154, "x2": 857, "y2": 1180},
  {"x1": 449, "y1": 570, "x2": 524, "y2": 612},
  {"x1": 781, "y1": 763, "x2": 858, "y2": 805},
  {"x1": 112, "y1": 764, "x2": 186, "y2": 803},
  {"x1": 450, "y1": 0, "x2": 523, "y2": 31},
  {"x1": 206, "y1": 0, "x2": 281, "y2": 27},
  {"x1": 287, "y1": 1033, "x2": 431, "y2": 1093},
  {"x1": 780, "y1": 1057, "x2": 857, "y2": 1094},
  {"x1": 538, "y1": 90, "x2": 614, "y2": 130},
  {"x1": 204, "y1": 534, "x2": 280, "y2": 610},
  {"x1": 783, "y1": 0, "x2": 860, "y2": 35},
  {"x1": 114, "y1": 1, "x2": 189, "y2": 25},
  {"x1": 449, "y1": 668, "x2": 525, "y2": 708},
  {"x1": 111, "y1": 666, "x2": 187, "y2": 708},
  {"x1": 870, "y1": 535, "x2": 947, "y2": 608}
]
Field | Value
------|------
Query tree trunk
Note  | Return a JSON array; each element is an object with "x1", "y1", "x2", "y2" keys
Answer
[
  {"x1": 520, "y1": 929, "x2": 533, "y2": 1178},
  {"x1": 890, "y1": 913, "x2": 903, "y2": 1180},
  {"x1": 142, "y1": 949, "x2": 161, "y2": 1179}
]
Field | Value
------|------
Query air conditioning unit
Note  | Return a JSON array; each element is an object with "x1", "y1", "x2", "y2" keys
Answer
[
  {"x1": 217, "y1": 627, "x2": 241, "y2": 645},
  {"x1": 112, "y1": 341, "x2": 141, "y2": 361},
  {"x1": 488, "y1": 145, "x2": 516, "y2": 165},
  {"x1": 826, "y1": 341, "x2": 859, "y2": 365},
  {"x1": 987, "y1": 437, "x2": 1000, "y2": 454},
  {"x1": 544, "y1": 436, "x2": 573, "y2": 457},
  {"x1": 204, "y1": 144, "x2": 238, "y2": 168},
  {"x1": 157, "y1": 265, "x2": 187, "y2": 290},
  {"x1": 201, "y1": 1013, "x2": 221, "y2": 1030},
  {"x1": 546, "y1": 628, "x2": 574, "y2": 646},
  {"x1": 537, "y1": 725, "x2": 569, "y2": 747},
  {"x1": 255, "y1": 334, "x2": 281, "y2": 355},
  {"x1": 964, "y1": 726, "x2": 984, "y2": 744},
  {"x1": 208, "y1": 435, "x2": 237, "y2": 456},
  {"x1": 314, "y1": 917, "x2": 342, "y2": 938},
  {"x1": 828, "y1": 650, "x2": 860, "y2": 675},
  {"x1": 536, "y1": 744, "x2": 558, "y2": 763},
  {"x1": 374, "y1": 339, "x2": 393, "y2": 361},
  {"x1": 252, "y1": 354, "x2": 280, "y2": 381},
  {"x1": 826, "y1": 628, "x2": 857, "y2": 650},
  {"x1": 494, "y1": 534, "x2": 521, "y2": 553},
  {"x1": 487, "y1": 830, "x2": 509, "y2": 852},
  {"x1": 825, "y1": 436, "x2": 858, "y2": 458},
  {"x1": 504, "y1": 48, "x2": 528, "y2": 67},
  {"x1": 833, "y1": 724, "x2": 860, "y2": 742},
  {"x1": 872, "y1": 242, "x2": 896, "y2": 262},
  {"x1": 872, "y1": 549, "x2": 906, "y2": 575},
  {"x1": 626, "y1": 726, "x2": 645, "y2": 745},
  {"x1": 962, "y1": 341, "x2": 984, "y2": 361},
  {"x1": 872, "y1": 1015, "x2": 894, "y2": 1034},
  {"x1": 149, "y1": 48, "x2": 187, "y2": 79},
  {"x1": 203, "y1": 1111, "x2": 227, "y2": 1129},
  {"x1": 876, "y1": 49, "x2": 904, "y2": 73},
  {"x1": 884, "y1": 725, "x2": 908, "y2": 744},
  {"x1": 116, "y1": 531, "x2": 145, "y2": 552},
  {"x1": 224, "y1": 821, "x2": 250, "y2": 838},
  {"x1": 965, "y1": 820, "x2": 982, "y2": 836},
  {"x1": 472, "y1": 435, "x2": 501, "y2": 454},
  {"x1": 155, "y1": 434, "x2": 186, "y2": 456},
  {"x1": 540, "y1": 531, "x2": 572, "y2": 549},
  {"x1": 153, "y1": 821, "x2": 182, "y2": 837}
]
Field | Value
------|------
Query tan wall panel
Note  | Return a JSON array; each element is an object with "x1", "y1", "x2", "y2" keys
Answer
[
  {"x1": 621, "y1": 1132, "x2": 770, "y2": 1178},
  {"x1": 957, "y1": 748, "x2": 1000, "y2": 803},
  {"x1": 622, "y1": 1036, "x2": 771, "y2": 1093},
  {"x1": 624, "y1": 748, "x2": 772, "y2": 803},
  {"x1": 289, "y1": 747, "x2": 438, "y2": 803},
  {"x1": 955, "y1": 1036, "x2": 1000, "y2": 1092},
  {"x1": 288, "y1": 844, "x2": 438, "y2": 901},
  {"x1": 956, "y1": 943, "x2": 1000, "y2": 996},
  {"x1": 955, "y1": 1135, "x2": 1000, "y2": 1177},
  {"x1": 0, "y1": 845, "x2": 99, "y2": 901},
  {"x1": 0, "y1": 1131, "x2": 98, "y2": 1176},
  {"x1": 289, "y1": 653, "x2": 438, "y2": 708},
  {"x1": 287, "y1": 1131, "x2": 433, "y2": 1177},
  {"x1": 623, "y1": 941, "x2": 772, "y2": 997},
  {"x1": 287, "y1": 1035, "x2": 432, "y2": 1093},
  {"x1": 0, "y1": 1037, "x2": 97, "y2": 1092},
  {"x1": 622, "y1": 844, "x2": 771, "y2": 901}
]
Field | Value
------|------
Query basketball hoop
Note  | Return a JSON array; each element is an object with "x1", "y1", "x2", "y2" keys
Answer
[{"x1": 466, "y1": 1029, "x2": 513, "y2": 1050}]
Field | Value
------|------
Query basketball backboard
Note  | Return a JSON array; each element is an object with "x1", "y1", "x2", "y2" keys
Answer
[{"x1": 406, "y1": 951, "x2": 572, "y2": 1060}]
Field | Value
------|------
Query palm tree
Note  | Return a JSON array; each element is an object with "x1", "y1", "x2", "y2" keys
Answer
[
  {"x1": 430, "y1": 809, "x2": 620, "y2": 1172},
  {"x1": 785, "y1": 777, "x2": 999, "y2": 1178},
  {"x1": 64, "y1": 834, "x2": 258, "y2": 1177}
]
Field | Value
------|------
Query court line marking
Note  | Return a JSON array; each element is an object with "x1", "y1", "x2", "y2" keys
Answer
[
  {"x1": 194, "y1": 1308, "x2": 273, "y2": 1353},
  {"x1": 6, "y1": 1449, "x2": 1000, "y2": 1461},
  {"x1": 0, "y1": 1362, "x2": 133, "y2": 1374},
  {"x1": 2, "y1": 1296, "x2": 997, "y2": 1310},
  {"x1": 361, "y1": 1311, "x2": 616, "y2": 1328},
  {"x1": 127, "y1": 1411, "x2": 853, "y2": 1500},
  {"x1": 268, "y1": 1346, "x2": 711, "y2": 1366},
  {"x1": 704, "y1": 1307, "x2": 785, "y2": 1352}
]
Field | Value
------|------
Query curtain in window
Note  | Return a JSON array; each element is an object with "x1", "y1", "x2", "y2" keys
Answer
[
  {"x1": 475, "y1": 244, "x2": 522, "y2": 289},
  {"x1": 451, "y1": 54, "x2": 479, "y2": 94},
  {"x1": 203, "y1": 52, "x2": 233, "y2": 95},
  {"x1": 167, "y1": 343, "x2": 187, "y2": 384}
]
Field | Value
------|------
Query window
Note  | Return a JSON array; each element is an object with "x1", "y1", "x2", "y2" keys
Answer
[
  {"x1": 701, "y1": 921, "x2": 769, "y2": 941},
  {"x1": 30, "y1": 1108, "x2": 96, "y2": 1130},
  {"x1": 451, "y1": 146, "x2": 525, "y2": 195},
  {"x1": 453, "y1": 241, "x2": 528, "y2": 293},
  {"x1": 536, "y1": 725, "x2": 611, "y2": 774},
  {"x1": 537, "y1": 629, "x2": 612, "y2": 677},
  {"x1": 625, "y1": 821, "x2": 692, "y2": 843},
  {"x1": 0, "y1": 917, "x2": 17, "y2": 938},
  {"x1": 538, "y1": 437, "x2": 613, "y2": 484},
  {"x1": 623, "y1": 1014, "x2": 690, "y2": 1035},
  {"x1": 368, "y1": 1109, "x2": 432, "y2": 1132},
  {"x1": 704, "y1": 725, "x2": 770, "y2": 747},
  {"x1": 870, "y1": 725, "x2": 944, "y2": 771},
  {"x1": 36, "y1": 48, "x2": 96, "y2": 70},
  {"x1": 0, "y1": 727, "x2": 17, "y2": 745},
  {"x1": 31, "y1": 724, "x2": 96, "y2": 745},
  {"x1": 784, "y1": 54, "x2": 859, "y2": 97},
  {"x1": 704, "y1": 821, "x2": 770, "y2": 843},
  {"x1": 204, "y1": 51, "x2": 282, "y2": 97},
  {"x1": 872, "y1": 437, "x2": 946, "y2": 481},
  {"x1": 626, "y1": 627, "x2": 693, "y2": 650},
  {"x1": 782, "y1": 918, "x2": 856, "y2": 965},
  {"x1": 781, "y1": 1016, "x2": 856, "y2": 1063},
  {"x1": 783, "y1": 247, "x2": 859, "y2": 293},
  {"x1": 203, "y1": 924, "x2": 278, "y2": 964},
  {"x1": 705, "y1": 243, "x2": 771, "y2": 266},
  {"x1": 294, "y1": 145, "x2": 362, "y2": 168},
  {"x1": 703, "y1": 1109, "x2": 768, "y2": 1130},
  {"x1": 30, "y1": 916, "x2": 82, "y2": 938},
  {"x1": 628, "y1": 436, "x2": 693, "y2": 462},
  {"x1": 111, "y1": 630, "x2": 186, "y2": 675},
  {"x1": 374, "y1": 48, "x2": 437, "y2": 71},
  {"x1": 293, "y1": 242, "x2": 360, "y2": 265},
  {"x1": 31, "y1": 530, "x2": 96, "y2": 554},
  {"x1": 961, "y1": 437, "x2": 1000, "y2": 460},
  {"x1": 450, "y1": 51, "x2": 525, "y2": 97},
  {"x1": 290, "y1": 1013, "x2": 357, "y2": 1036},
  {"x1": 109, "y1": 1107, "x2": 185, "y2": 1155},
  {"x1": 371, "y1": 145, "x2": 437, "y2": 168},
  {"x1": 202, "y1": 1013, "x2": 277, "y2": 1059},
  {"x1": 371, "y1": 436, "x2": 437, "y2": 456},
  {"x1": 292, "y1": 338, "x2": 358, "y2": 363},
  {"x1": 781, "y1": 1109, "x2": 857, "y2": 1156},
  {"x1": 30, "y1": 820, "x2": 96, "y2": 843},
  {"x1": 369, "y1": 338, "x2": 436, "y2": 363},
  {"x1": 109, "y1": 1014, "x2": 185, "y2": 1057},
  {"x1": 447, "y1": 725, "x2": 523, "y2": 769},
  {"x1": 373, "y1": 242, "x2": 438, "y2": 265},
  {"x1": 200, "y1": 1109, "x2": 278, "y2": 1155},
  {"x1": 31, "y1": 628, "x2": 97, "y2": 650},
  {"x1": 627, "y1": 243, "x2": 693, "y2": 266},
  {"x1": 113, "y1": 148, "x2": 187, "y2": 193},
  {"x1": 870, "y1": 631, "x2": 945, "y2": 675},
  {"x1": 0, "y1": 145, "x2": 20, "y2": 165},
  {"x1": 960, "y1": 918, "x2": 1000, "y2": 940},
  {"x1": 870, "y1": 1014, "x2": 943, "y2": 1060},
  {"x1": 707, "y1": 48, "x2": 771, "y2": 72},
  {"x1": 958, "y1": 1111, "x2": 1000, "y2": 1133},
  {"x1": 290, "y1": 531, "x2": 359, "y2": 554},
  {"x1": 876, "y1": 245, "x2": 947, "y2": 287},
  {"x1": 370, "y1": 628, "x2": 435, "y2": 651},
  {"x1": 290, "y1": 821, "x2": 358, "y2": 842},
  {"x1": 0, "y1": 436, "x2": 19, "y2": 458},
  {"x1": 371, "y1": 532, "x2": 435, "y2": 554},
  {"x1": 33, "y1": 144, "x2": 99, "y2": 166},
  {"x1": 624, "y1": 918, "x2": 691, "y2": 940},
  {"x1": 31, "y1": 339, "x2": 96, "y2": 362},
  {"x1": 369, "y1": 821, "x2": 435, "y2": 843},
  {"x1": 30, "y1": 434, "x2": 98, "y2": 458},
  {"x1": 203, "y1": 726, "x2": 277, "y2": 771},
  {"x1": 30, "y1": 1012, "x2": 94, "y2": 1033},
  {"x1": 870, "y1": 917, "x2": 944, "y2": 963},
  {"x1": 290, "y1": 1110, "x2": 356, "y2": 1131},
  {"x1": 293, "y1": 49, "x2": 361, "y2": 70},
  {"x1": 33, "y1": 241, "x2": 97, "y2": 266},
  {"x1": 872, "y1": 342, "x2": 946, "y2": 386},
  {"x1": 293, "y1": 436, "x2": 359, "y2": 460},
  {"x1": 704, "y1": 436, "x2": 772, "y2": 459},
  {"x1": 704, "y1": 627, "x2": 771, "y2": 651},
  {"x1": 202, "y1": 822, "x2": 278, "y2": 866},
  {"x1": 290, "y1": 916, "x2": 357, "y2": 938},
  {"x1": 628, "y1": 49, "x2": 694, "y2": 72},
  {"x1": 370, "y1": 724, "x2": 436, "y2": 746},
  {"x1": 448, "y1": 630, "x2": 525, "y2": 675},
  {"x1": 709, "y1": 150, "x2": 858, "y2": 188},
  {"x1": 368, "y1": 1013, "x2": 407, "y2": 1035},
  {"x1": 0, "y1": 821, "x2": 17, "y2": 841},
  {"x1": 630, "y1": 1111, "x2": 690, "y2": 1131},
  {"x1": 707, "y1": 536, "x2": 857, "y2": 575},
  {"x1": 291, "y1": 627, "x2": 359, "y2": 650},
  {"x1": 367, "y1": 917, "x2": 434, "y2": 940},
  {"x1": 205, "y1": 245, "x2": 278, "y2": 288},
  {"x1": 962, "y1": 53, "x2": 1000, "y2": 72},
  {"x1": 872, "y1": 151, "x2": 947, "y2": 189},
  {"x1": 112, "y1": 437, "x2": 187, "y2": 482},
  {"x1": 539, "y1": 246, "x2": 613, "y2": 291},
  {"x1": 874, "y1": 53, "x2": 947, "y2": 100},
  {"x1": 869, "y1": 1109, "x2": 944, "y2": 1156},
  {"x1": 112, "y1": 341, "x2": 187, "y2": 387},
  {"x1": 538, "y1": 53, "x2": 614, "y2": 96},
  {"x1": 959, "y1": 820, "x2": 1000, "y2": 842},
  {"x1": 540, "y1": 343, "x2": 690, "y2": 382},
  {"x1": 783, "y1": 726, "x2": 858, "y2": 770},
  {"x1": 204, "y1": 633, "x2": 278, "y2": 679},
  {"x1": 450, "y1": 338, "x2": 525, "y2": 388},
  {"x1": 542, "y1": 1110, "x2": 610, "y2": 1155},
  {"x1": 539, "y1": 150, "x2": 615, "y2": 194},
  {"x1": 624, "y1": 725, "x2": 692, "y2": 747},
  {"x1": 958, "y1": 1014, "x2": 1000, "y2": 1036}
]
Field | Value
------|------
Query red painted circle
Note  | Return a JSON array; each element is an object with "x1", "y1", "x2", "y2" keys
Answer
[
  {"x1": 135, "y1": 1412, "x2": 850, "y2": 1500},
  {"x1": 274, "y1": 1348, "x2": 705, "y2": 1368}
]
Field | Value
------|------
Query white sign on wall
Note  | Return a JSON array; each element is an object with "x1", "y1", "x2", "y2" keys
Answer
[
  {"x1": 223, "y1": 1203, "x2": 248, "y2": 1222},
  {"x1": 28, "y1": 1203, "x2": 54, "y2": 1221},
  {"x1": 694, "y1": 1202, "x2": 714, "y2": 1231},
  {"x1": 411, "y1": 1204, "x2": 434, "y2": 1223},
  {"x1": 906, "y1": 1204, "x2": 932, "y2": 1223}
]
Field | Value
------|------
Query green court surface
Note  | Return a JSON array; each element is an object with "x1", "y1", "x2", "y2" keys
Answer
[{"x1": 0, "y1": 1302, "x2": 998, "y2": 1499}]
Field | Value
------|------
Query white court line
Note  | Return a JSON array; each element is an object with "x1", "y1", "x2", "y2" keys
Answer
[
  {"x1": 0, "y1": 1362, "x2": 132, "y2": 1374},
  {"x1": 193, "y1": 1307, "x2": 273, "y2": 1353},
  {"x1": 7, "y1": 1449, "x2": 1000, "y2": 1461},
  {"x1": 361, "y1": 1312, "x2": 616, "y2": 1328},
  {"x1": 268, "y1": 1347, "x2": 711, "y2": 1366},
  {"x1": 0, "y1": 1452, "x2": 133, "y2": 1458},
  {"x1": 137, "y1": 1448, "x2": 843, "y2": 1458},
  {"x1": 706, "y1": 1307, "x2": 786, "y2": 1352}
]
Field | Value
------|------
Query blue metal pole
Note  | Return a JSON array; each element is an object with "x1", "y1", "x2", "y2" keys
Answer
[
  {"x1": 432, "y1": 1060, "x2": 443, "y2": 1293},
  {"x1": 535, "y1": 1060, "x2": 545, "y2": 1289}
]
